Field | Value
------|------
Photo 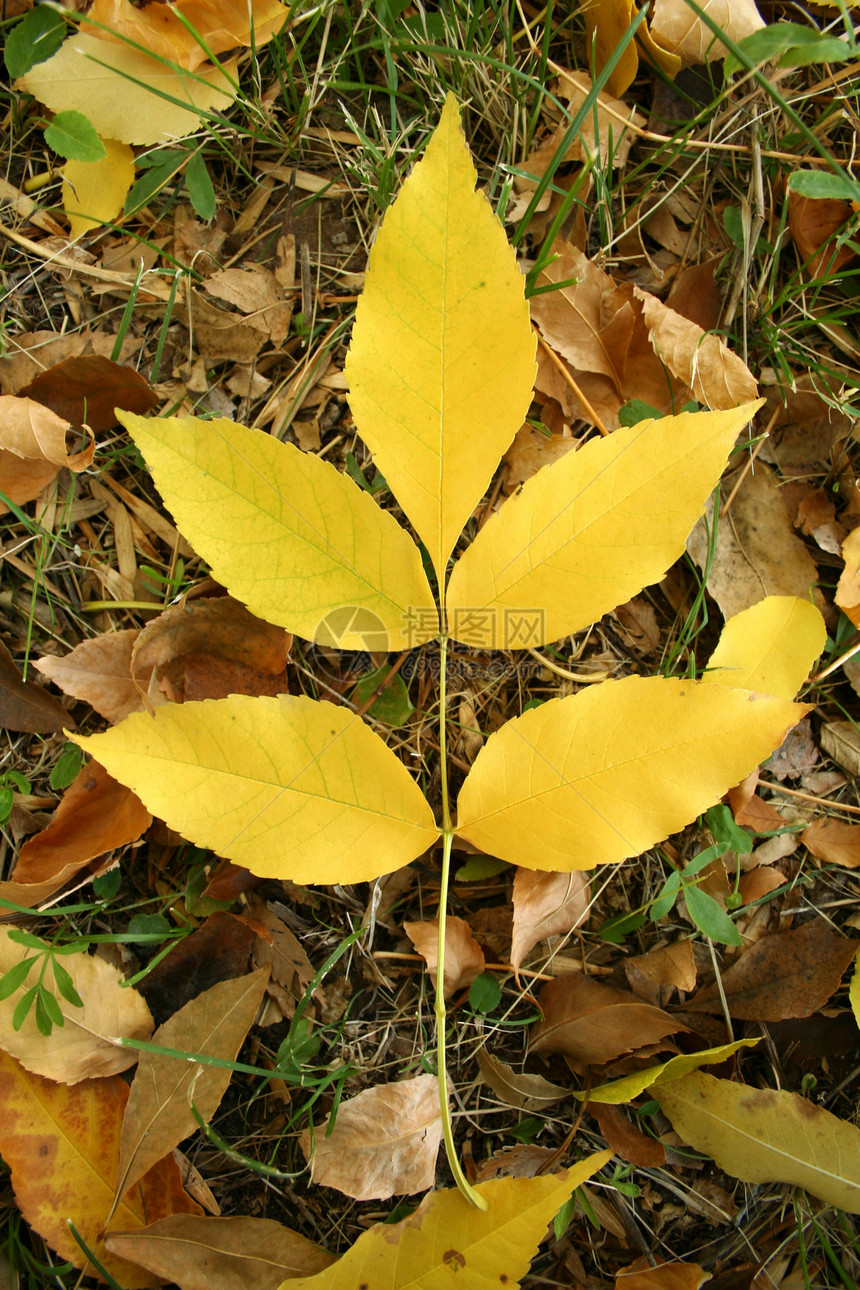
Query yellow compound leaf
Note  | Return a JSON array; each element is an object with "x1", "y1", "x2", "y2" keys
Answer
[
  {"x1": 73, "y1": 694, "x2": 439, "y2": 883},
  {"x1": 446, "y1": 403, "x2": 761, "y2": 649},
  {"x1": 279, "y1": 1153, "x2": 612, "y2": 1290},
  {"x1": 117, "y1": 411, "x2": 438, "y2": 651},
  {"x1": 22, "y1": 35, "x2": 236, "y2": 146},
  {"x1": 345, "y1": 93, "x2": 536, "y2": 581},
  {"x1": 703, "y1": 596, "x2": 826, "y2": 699},
  {"x1": 579, "y1": 1038, "x2": 759, "y2": 1104},
  {"x1": 62, "y1": 138, "x2": 135, "y2": 239},
  {"x1": 455, "y1": 676, "x2": 807, "y2": 870},
  {"x1": 653, "y1": 1071, "x2": 860, "y2": 1212}
]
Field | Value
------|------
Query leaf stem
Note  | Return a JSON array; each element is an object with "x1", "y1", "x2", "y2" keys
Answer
[{"x1": 436, "y1": 632, "x2": 487, "y2": 1210}]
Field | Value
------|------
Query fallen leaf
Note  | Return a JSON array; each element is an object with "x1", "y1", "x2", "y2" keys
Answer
[
  {"x1": 279, "y1": 1155, "x2": 613, "y2": 1290},
  {"x1": 615, "y1": 1257, "x2": 711, "y2": 1290},
  {"x1": 728, "y1": 769, "x2": 787, "y2": 833},
  {"x1": 836, "y1": 526, "x2": 860, "y2": 620},
  {"x1": 475, "y1": 1048, "x2": 569, "y2": 1112},
  {"x1": 0, "y1": 927, "x2": 153, "y2": 1083},
  {"x1": 403, "y1": 916, "x2": 485, "y2": 998},
  {"x1": 0, "y1": 329, "x2": 143, "y2": 395},
  {"x1": 246, "y1": 901, "x2": 315, "y2": 1018},
  {"x1": 62, "y1": 139, "x2": 136, "y2": 238},
  {"x1": 13, "y1": 760, "x2": 150, "y2": 886},
  {"x1": 85, "y1": 0, "x2": 287, "y2": 71},
  {"x1": 529, "y1": 974, "x2": 684, "y2": 1068},
  {"x1": 803, "y1": 817, "x2": 860, "y2": 869},
  {"x1": 22, "y1": 35, "x2": 236, "y2": 147},
  {"x1": 579, "y1": 0, "x2": 639, "y2": 96},
  {"x1": 702, "y1": 597, "x2": 826, "y2": 699},
  {"x1": 75, "y1": 695, "x2": 440, "y2": 884},
  {"x1": 204, "y1": 265, "x2": 292, "y2": 346},
  {"x1": 789, "y1": 190, "x2": 857, "y2": 279},
  {"x1": 625, "y1": 941, "x2": 697, "y2": 1008},
  {"x1": 35, "y1": 631, "x2": 142, "y2": 723},
  {"x1": 653, "y1": 1071, "x2": 860, "y2": 1212},
  {"x1": 300, "y1": 1075, "x2": 442, "y2": 1200},
  {"x1": 580, "y1": 1038, "x2": 759, "y2": 1104},
  {"x1": 135, "y1": 912, "x2": 257, "y2": 1025},
  {"x1": 820, "y1": 720, "x2": 860, "y2": 779},
  {"x1": 0, "y1": 640, "x2": 68, "y2": 733},
  {"x1": 687, "y1": 467, "x2": 820, "y2": 619},
  {"x1": 648, "y1": 0, "x2": 765, "y2": 65},
  {"x1": 117, "y1": 968, "x2": 269, "y2": 1199},
  {"x1": 591, "y1": 1102, "x2": 666, "y2": 1168},
  {"x1": 20, "y1": 355, "x2": 156, "y2": 432},
  {"x1": 0, "y1": 1049, "x2": 201, "y2": 1285},
  {"x1": 634, "y1": 287, "x2": 758, "y2": 409},
  {"x1": 105, "y1": 1214, "x2": 335, "y2": 1290},
  {"x1": 510, "y1": 868, "x2": 591, "y2": 971},
  {"x1": 0, "y1": 395, "x2": 94, "y2": 510},
  {"x1": 686, "y1": 922, "x2": 857, "y2": 1020},
  {"x1": 475, "y1": 1143, "x2": 558, "y2": 1182}
]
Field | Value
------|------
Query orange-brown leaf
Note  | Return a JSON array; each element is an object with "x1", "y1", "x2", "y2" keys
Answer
[
  {"x1": 803, "y1": 817, "x2": 860, "y2": 869},
  {"x1": 404, "y1": 915, "x2": 485, "y2": 997},
  {"x1": 529, "y1": 975, "x2": 685, "y2": 1069},
  {"x1": 35, "y1": 631, "x2": 142, "y2": 724},
  {"x1": 19, "y1": 355, "x2": 157, "y2": 433},
  {"x1": 511, "y1": 868, "x2": 591, "y2": 972},
  {"x1": 0, "y1": 640, "x2": 68, "y2": 734}
]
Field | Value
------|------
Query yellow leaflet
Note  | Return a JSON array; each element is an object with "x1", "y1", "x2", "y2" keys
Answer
[
  {"x1": 850, "y1": 948, "x2": 860, "y2": 1030},
  {"x1": 703, "y1": 596, "x2": 825, "y2": 699},
  {"x1": 22, "y1": 35, "x2": 236, "y2": 146},
  {"x1": 577, "y1": 1038, "x2": 759, "y2": 1104},
  {"x1": 74, "y1": 695, "x2": 439, "y2": 884},
  {"x1": 117, "y1": 411, "x2": 437, "y2": 651},
  {"x1": 345, "y1": 93, "x2": 536, "y2": 581},
  {"x1": 455, "y1": 676, "x2": 806, "y2": 870},
  {"x1": 280, "y1": 1152, "x2": 612, "y2": 1290},
  {"x1": 654, "y1": 1071, "x2": 860, "y2": 1213},
  {"x1": 63, "y1": 139, "x2": 135, "y2": 239},
  {"x1": 579, "y1": 0, "x2": 639, "y2": 97},
  {"x1": 446, "y1": 402, "x2": 762, "y2": 649}
]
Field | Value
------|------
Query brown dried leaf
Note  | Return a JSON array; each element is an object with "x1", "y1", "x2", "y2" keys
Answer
[
  {"x1": 35, "y1": 631, "x2": 143, "y2": 724},
  {"x1": 246, "y1": 900, "x2": 315, "y2": 1019},
  {"x1": 634, "y1": 288, "x2": 758, "y2": 410},
  {"x1": 687, "y1": 923, "x2": 857, "y2": 1020},
  {"x1": 475, "y1": 1144, "x2": 557, "y2": 1182},
  {"x1": 475, "y1": 1048, "x2": 569, "y2": 1112},
  {"x1": 300, "y1": 1075, "x2": 442, "y2": 1200},
  {"x1": 0, "y1": 396, "x2": 95, "y2": 510},
  {"x1": 511, "y1": 868, "x2": 591, "y2": 971},
  {"x1": 837, "y1": 526, "x2": 860, "y2": 614},
  {"x1": 0, "y1": 928, "x2": 153, "y2": 1083},
  {"x1": 0, "y1": 641, "x2": 69, "y2": 733},
  {"x1": 625, "y1": 941, "x2": 696, "y2": 1008},
  {"x1": 117, "y1": 969, "x2": 269, "y2": 1199},
  {"x1": 820, "y1": 721, "x2": 860, "y2": 779},
  {"x1": 664, "y1": 258, "x2": 723, "y2": 333},
  {"x1": 19, "y1": 356, "x2": 157, "y2": 434},
  {"x1": 649, "y1": 0, "x2": 764, "y2": 64},
  {"x1": 789, "y1": 191, "x2": 857, "y2": 279},
  {"x1": 105, "y1": 1214, "x2": 335, "y2": 1290},
  {"x1": 529, "y1": 975, "x2": 685, "y2": 1069},
  {"x1": 616, "y1": 1257, "x2": 710, "y2": 1290},
  {"x1": 727, "y1": 769, "x2": 785, "y2": 833},
  {"x1": 136, "y1": 912, "x2": 257, "y2": 1026},
  {"x1": 502, "y1": 424, "x2": 575, "y2": 493},
  {"x1": 404, "y1": 916, "x2": 485, "y2": 998},
  {"x1": 204, "y1": 265, "x2": 292, "y2": 346},
  {"x1": 803, "y1": 818, "x2": 860, "y2": 869},
  {"x1": 590, "y1": 1102, "x2": 666, "y2": 1168}
]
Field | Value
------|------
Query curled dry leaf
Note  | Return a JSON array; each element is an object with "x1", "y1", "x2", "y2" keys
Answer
[
  {"x1": 245, "y1": 899, "x2": 316, "y2": 1020},
  {"x1": 299, "y1": 1075, "x2": 442, "y2": 1200},
  {"x1": 510, "y1": 868, "x2": 591, "y2": 971},
  {"x1": 591, "y1": 1102, "x2": 667, "y2": 1169},
  {"x1": 475, "y1": 1143, "x2": 557, "y2": 1182},
  {"x1": 0, "y1": 395, "x2": 94, "y2": 510},
  {"x1": 648, "y1": 0, "x2": 765, "y2": 65},
  {"x1": 0, "y1": 640, "x2": 69, "y2": 733},
  {"x1": 204, "y1": 265, "x2": 292, "y2": 346},
  {"x1": 104, "y1": 1214, "x2": 335, "y2": 1290},
  {"x1": 687, "y1": 922, "x2": 858, "y2": 1021},
  {"x1": 615, "y1": 1257, "x2": 711, "y2": 1290},
  {"x1": 625, "y1": 940, "x2": 697, "y2": 1008},
  {"x1": 20, "y1": 354, "x2": 157, "y2": 432},
  {"x1": 654, "y1": 1071, "x2": 860, "y2": 1212},
  {"x1": 802, "y1": 817, "x2": 860, "y2": 869},
  {"x1": 476, "y1": 1048, "x2": 569, "y2": 1112},
  {"x1": 13, "y1": 759, "x2": 151, "y2": 888},
  {"x1": 0, "y1": 1049, "x2": 201, "y2": 1286},
  {"x1": 35, "y1": 630, "x2": 142, "y2": 724},
  {"x1": 0, "y1": 927, "x2": 153, "y2": 1083},
  {"x1": 85, "y1": 0, "x2": 287, "y2": 71},
  {"x1": 529, "y1": 974, "x2": 686, "y2": 1070},
  {"x1": 404, "y1": 915, "x2": 485, "y2": 997},
  {"x1": 633, "y1": 287, "x2": 758, "y2": 410}
]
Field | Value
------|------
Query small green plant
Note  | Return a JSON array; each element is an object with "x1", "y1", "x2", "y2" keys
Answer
[
  {"x1": 76, "y1": 95, "x2": 824, "y2": 1209},
  {"x1": 0, "y1": 930, "x2": 84, "y2": 1037}
]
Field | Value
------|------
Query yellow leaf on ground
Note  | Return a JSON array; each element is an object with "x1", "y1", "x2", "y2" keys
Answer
[
  {"x1": 648, "y1": 0, "x2": 765, "y2": 65},
  {"x1": 836, "y1": 526, "x2": 860, "y2": 614},
  {"x1": 22, "y1": 35, "x2": 236, "y2": 146},
  {"x1": 579, "y1": 0, "x2": 639, "y2": 97},
  {"x1": 346, "y1": 93, "x2": 536, "y2": 580},
  {"x1": 0, "y1": 1050, "x2": 201, "y2": 1286},
  {"x1": 62, "y1": 138, "x2": 135, "y2": 238},
  {"x1": 105, "y1": 1214, "x2": 335, "y2": 1290},
  {"x1": 580, "y1": 1038, "x2": 759, "y2": 1104},
  {"x1": 300, "y1": 1075, "x2": 442, "y2": 1200},
  {"x1": 455, "y1": 676, "x2": 806, "y2": 870},
  {"x1": 0, "y1": 930, "x2": 152, "y2": 1084},
  {"x1": 446, "y1": 403, "x2": 761, "y2": 648},
  {"x1": 85, "y1": 0, "x2": 286, "y2": 72},
  {"x1": 74, "y1": 694, "x2": 439, "y2": 883},
  {"x1": 653, "y1": 1071, "x2": 860, "y2": 1212},
  {"x1": 279, "y1": 1154, "x2": 612, "y2": 1290},
  {"x1": 117, "y1": 969, "x2": 269, "y2": 1200},
  {"x1": 117, "y1": 412, "x2": 437, "y2": 651},
  {"x1": 851, "y1": 949, "x2": 860, "y2": 1030},
  {"x1": 703, "y1": 596, "x2": 826, "y2": 698},
  {"x1": 634, "y1": 287, "x2": 758, "y2": 409}
]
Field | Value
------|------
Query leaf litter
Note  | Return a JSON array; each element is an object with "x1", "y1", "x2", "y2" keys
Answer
[{"x1": 3, "y1": 12, "x2": 860, "y2": 1288}]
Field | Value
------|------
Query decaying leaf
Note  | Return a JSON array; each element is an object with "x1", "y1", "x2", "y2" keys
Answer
[
  {"x1": 300, "y1": 1075, "x2": 442, "y2": 1200},
  {"x1": 789, "y1": 190, "x2": 858, "y2": 280},
  {"x1": 615, "y1": 1258, "x2": 711, "y2": 1290},
  {"x1": 280, "y1": 1155, "x2": 613, "y2": 1290},
  {"x1": 20, "y1": 354, "x2": 157, "y2": 431},
  {"x1": 0, "y1": 1049, "x2": 201, "y2": 1285},
  {"x1": 404, "y1": 916, "x2": 485, "y2": 997},
  {"x1": 634, "y1": 287, "x2": 758, "y2": 410},
  {"x1": 0, "y1": 640, "x2": 69, "y2": 733},
  {"x1": 105, "y1": 1214, "x2": 335, "y2": 1290},
  {"x1": 648, "y1": 0, "x2": 765, "y2": 65},
  {"x1": 35, "y1": 631, "x2": 142, "y2": 723},
  {"x1": 476, "y1": 1048, "x2": 569, "y2": 1112},
  {"x1": 625, "y1": 941, "x2": 697, "y2": 1008},
  {"x1": 0, "y1": 928, "x2": 153, "y2": 1083},
  {"x1": 529, "y1": 974, "x2": 684, "y2": 1068},
  {"x1": 510, "y1": 868, "x2": 591, "y2": 971},
  {"x1": 802, "y1": 817, "x2": 860, "y2": 868},
  {"x1": 836, "y1": 526, "x2": 860, "y2": 622},
  {"x1": 591, "y1": 1102, "x2": 667, "y2": 1168},
  {"x1": 117, "y1": 969, "x2": 269, "y2": 1199},
  {"x1": 654, "y1": 1071, "x2": 860, "y2": 1212},
  {"x1": 0, "y1": 395, "x2": 94, "y2": 510}
]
